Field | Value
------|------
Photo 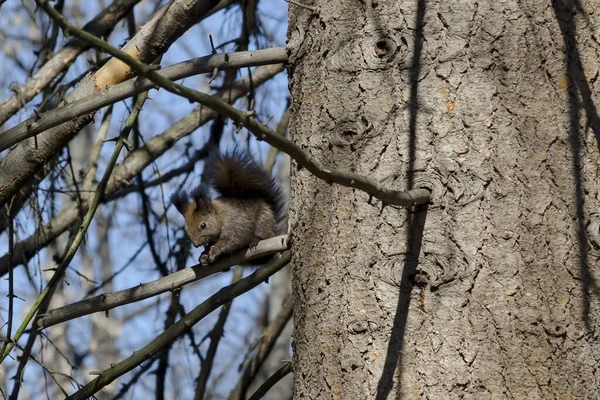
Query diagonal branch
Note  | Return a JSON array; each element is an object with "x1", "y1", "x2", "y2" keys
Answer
[
  {"x1": 247, "y1": 362, "x2": 293, "y2": 400},
  {"x1": 0, "y1": 0, "x2": 143, "y2": 126},
  {"x1": 36, "y1": 235, "x2": 289, "y2": 330},
  {"x1": 0, "y1": 48, "x2": 287, "y2": 152},
  {"x1": 67, "y1": 251, "x2": 291, "y2": 400},
  {"x1": 0, "y1": 91, "x2": 150, "y2": 364},
  {"x1": 193, "y1": 268, "x2": 243, "y2": 400},
  {"x1": 229, "y1": 294, "x2": 293, "y2": 400},
  {"x1": 0, "y1": 0, "x2": 222, "y2": 208}
]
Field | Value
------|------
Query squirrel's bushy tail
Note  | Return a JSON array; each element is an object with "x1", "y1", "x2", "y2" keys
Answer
[{"x1": 206, "y1": 150, "x2": 285, "y2": 226}]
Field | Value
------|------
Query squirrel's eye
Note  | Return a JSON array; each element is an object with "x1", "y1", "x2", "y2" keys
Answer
[{"x1": 200, "y1": 222, "x2": 207, "y2": 229}]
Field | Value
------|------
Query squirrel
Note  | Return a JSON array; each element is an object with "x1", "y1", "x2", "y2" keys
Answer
[{"x1": 171, "y1": 150, "x2": 284, "y2": 267}]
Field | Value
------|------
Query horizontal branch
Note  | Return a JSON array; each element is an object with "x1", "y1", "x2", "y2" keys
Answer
[
  {"x1": 0, "y1": 48, "x2": 287, "y2": 152},
  {"x1": 36, "y1": 235, "x2": 289, "y2": 330},
  {"x1": 67, "y1": 250, "x2": 292, "y2": 400}
]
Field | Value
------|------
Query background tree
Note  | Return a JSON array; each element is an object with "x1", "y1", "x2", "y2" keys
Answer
[{"x1": 288, "y1": 0, "x2": 600, "y2": 398}]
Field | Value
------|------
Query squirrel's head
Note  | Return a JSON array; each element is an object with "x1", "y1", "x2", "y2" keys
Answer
[{"x1": 171, "y1": 187, "x2": 221, "y2": 248}]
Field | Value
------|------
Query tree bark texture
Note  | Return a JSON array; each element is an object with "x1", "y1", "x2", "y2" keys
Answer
[{"x1": 288, "y1": 0, "x2": 600, "y2": 399}]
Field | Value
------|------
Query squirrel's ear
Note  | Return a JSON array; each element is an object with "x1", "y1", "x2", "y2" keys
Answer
[
  {"x1": 191, "y1": 185, "x2": 211, "y2": 211},
  {"x1": 170, "y1": 190, "x2": 189, "y2": 215},
  {"x1": 195, "y1": 197, "x2": 212, "y2": 213}
]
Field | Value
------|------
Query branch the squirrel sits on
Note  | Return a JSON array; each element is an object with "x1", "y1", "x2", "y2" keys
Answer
[{"x1": 171, "y1": 150, "x2": 285, "y2": 267}]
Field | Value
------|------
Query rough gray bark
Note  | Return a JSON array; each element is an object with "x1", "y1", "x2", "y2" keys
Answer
[{"x1": 288, "y1": 0, "x2": 600, "y2": 399}]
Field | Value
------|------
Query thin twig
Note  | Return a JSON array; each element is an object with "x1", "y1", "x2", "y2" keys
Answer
[
  {"x1": 107, "y1": 150, "x2": 202, "y2": 200},
  {"x1": 0, "y1": 198, "x2": 17, "y2": 357},
  {"x1": 112, "y1": 358, "x2": 158, "y2": 400},
  {"x1": 83, "y1": 104, "x2": 113, "y2": 190},
  {"x1": 155, "y1": 290, "x2": 180, "y2": 400},
  {"x1": 247, "y1": 361, "x2": 293, "y2": 400},
  {"x1": 12, "y1": 343, "x2": 81, "y2": 397},
  {"x1": 284, "y1": 0, "x2": 317, "y2": 12},
  {"x1": 112, "y1": 357, "x2": 158, "y2": 400},
  {"x1": 134, "y1": 128, "x2": 169, "y2": 277}
]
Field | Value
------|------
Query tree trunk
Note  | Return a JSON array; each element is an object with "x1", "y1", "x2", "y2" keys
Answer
[{"x1": 288, "y1": 0, "x2": 600, "y2": 398}]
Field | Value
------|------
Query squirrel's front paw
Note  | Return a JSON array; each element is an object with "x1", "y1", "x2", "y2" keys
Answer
[
  {"x1": 208, "y1": 247, "x2": 220, "y2": 264},
  {"x1": 200, "y1": 253, "x2": 210, "y2": 267}
]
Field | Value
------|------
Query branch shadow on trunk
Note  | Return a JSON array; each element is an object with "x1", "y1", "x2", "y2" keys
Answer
[
  {"x1": 375, "y1": 204, "x2": 428, "y2": 400},
  {"x1": 551, "y1": 0, "x2": 600, "y2": 332},
  {"x1": 376, "y1": 0, "x2": 427, "y2": 398}
]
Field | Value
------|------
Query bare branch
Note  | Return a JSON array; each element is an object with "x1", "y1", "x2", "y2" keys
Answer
[
  {"x1": 247, "y1": 362, "x2": 293, "y2": 400},
  {"x1": 0, "y1": 198, "x2": 17, "y2": 357},
  {"x1": 33, "y1": 0, "x2": 431, "y2": 208},
  {"x1": 0, "y1": 48, "x2": 287, "y2": 152},
  {"x1": 155, "y1": 290, "x2": 181, "y2": 400},
  {"x1": 0, "y1": 0, "x2": 222, "y2": 208},
  {"x1": 36, "y1": 235, "x2": 289, "y2": 330},
  {"x1": 0, "y1": 0, "x2": 142, "y2": 126},
  {"x1": 229, "y1": 294, "x2": 293, "y2": 400},
  {"x1": 12, "y1": 343, "x2": 81, "y2": 397},
  {"x1": 0, "y1": 92, "x2": 150, "y2": 363},
  {"x1": 194, "y1": 268, "x2": 243, "y2": 400},
  {"x1": 67, "y1": 251, "x2": 291, "y2": 400}
]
